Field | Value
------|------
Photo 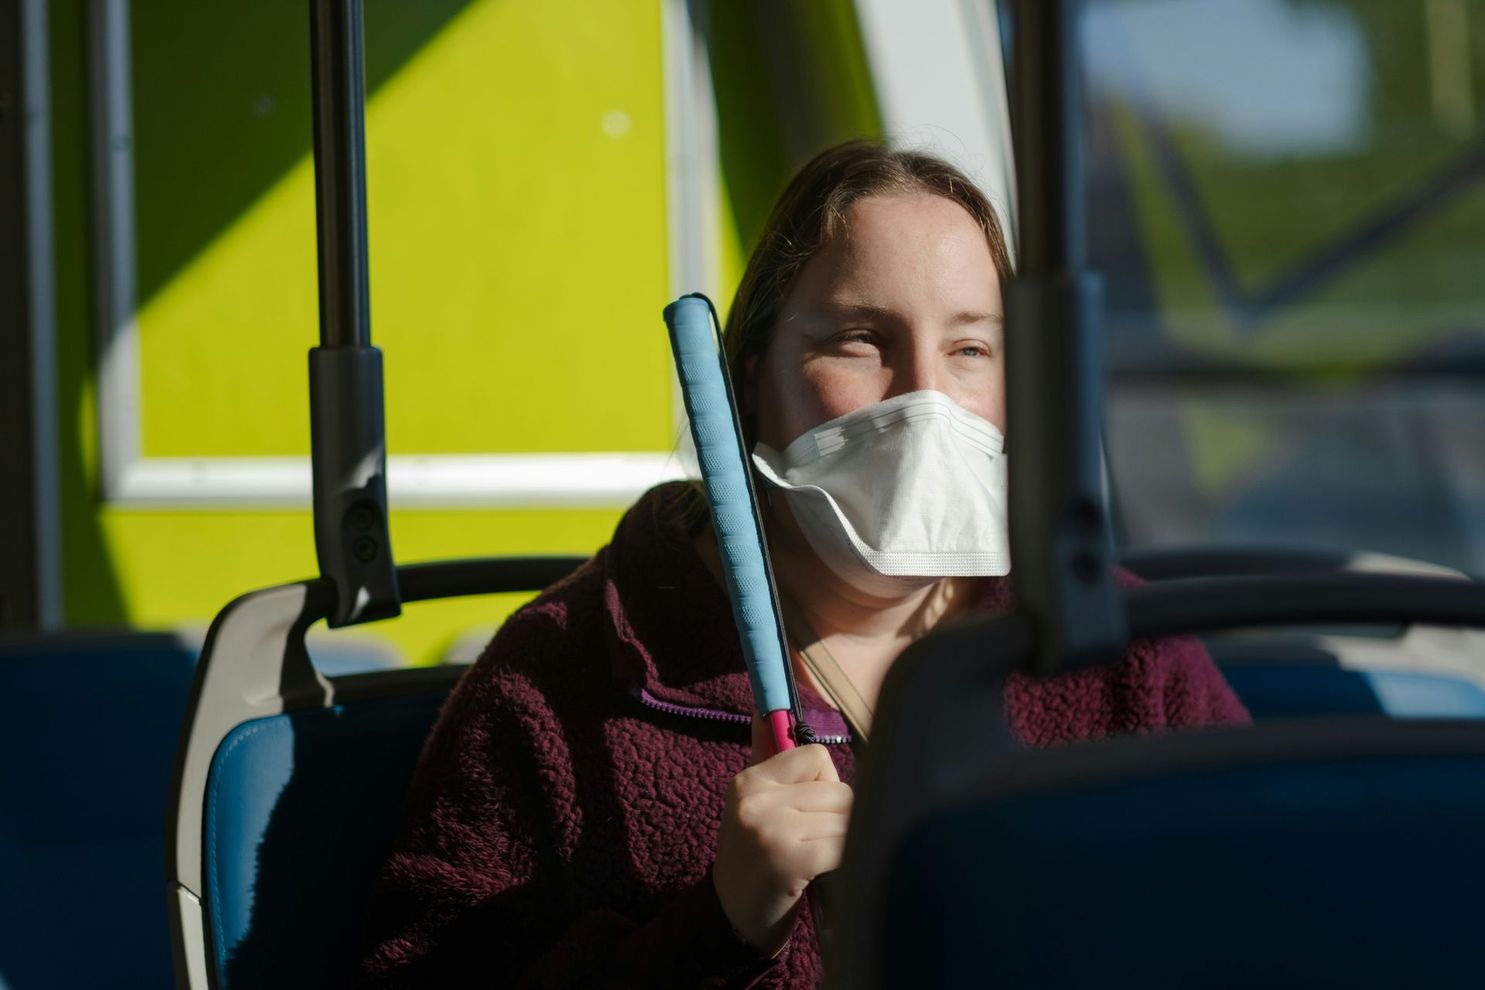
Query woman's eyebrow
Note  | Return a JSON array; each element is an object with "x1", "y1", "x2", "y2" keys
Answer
[
  {"x1": 808, "y1": 302, "x2": 1003, "y2": 327},
  {"x1": 950, "y1": 310, "x2": 1003, "y2": 327},
  {"x1": 814, "y1": 301, "x2": 898, "y2": 322},
  {"x1": 797, "y1": 301, "x2": 906, "y2": 335}
]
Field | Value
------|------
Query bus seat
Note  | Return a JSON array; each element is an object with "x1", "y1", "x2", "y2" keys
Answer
[
  {"x1": 173, "y1": 626, "x2": 407, "y2": 677},
  {"x1": 304, "y1": 634, "x2": 406, "y2": 676},
  {"x1": 1221, "y1": 663, "x2": 1485, "y2": 719},
  {"x1": 0, "y1": 632, "x2": 197, "y2": 990},
  {"x1": 169, "y1": 559, "x2": 582, "y2": 989},
  {"x1": 833, "y1": 580, "x2": 1485, "y2": 989},
  {"x1": 1123, "y1": 547, "x2": 1485, "y2": 720},
  {"x1": 1201, "y1": 635, "x2": 1485, "y2": 719},
  {"x1": 202, "y1": 678, "x2": 456, "y2": 989},
  {"x1": 874, "y1": 732, "x2": 1485, "y2": 988}
]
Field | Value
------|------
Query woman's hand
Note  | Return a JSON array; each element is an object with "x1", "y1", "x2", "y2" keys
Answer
[{"x1": 712, "y1": 717, "x2": 854, "y2": 955}]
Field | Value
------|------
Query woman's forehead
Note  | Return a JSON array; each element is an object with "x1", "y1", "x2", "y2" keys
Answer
[{"x1": 787, "y1": 193, "x2": 1002, "y2": 317}]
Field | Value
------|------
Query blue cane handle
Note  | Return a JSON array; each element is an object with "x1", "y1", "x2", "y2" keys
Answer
[{"x1": 663, "y1": 295, "x2": 794, "y2": 718}]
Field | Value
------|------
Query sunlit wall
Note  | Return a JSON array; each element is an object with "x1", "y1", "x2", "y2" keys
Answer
[{"x1": 49, "y1": 0, "x2": 877, "y2": 662}]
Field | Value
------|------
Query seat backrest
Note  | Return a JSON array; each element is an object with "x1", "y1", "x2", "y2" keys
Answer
[
  {"x1": 169, "y1": 561, "x2": 585, "y2": 990},
  {"x1": 1125, "y1": 547, "x2": 1485, "y2": 719},
  {"x1": 0, "y1": 632, "x2": 197, "y2": 990},
  {"x1": 831, "y1": 584, "x2": 1485, "y2": 990},
  {"x1": 1221, "y1": 662, "x2": 1485, "y2": 719},
  {"x1": 877, "y1": 735, "x2": 1485, "y2": 988},
  {"x1": 202, "y1": 683, "x2": 453, "y2": 989}
]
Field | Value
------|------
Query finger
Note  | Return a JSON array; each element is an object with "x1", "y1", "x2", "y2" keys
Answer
[
  {"x1": 784, "y1": 781, "x2": 854, "y2": 816},
  {"x1": 754, "y1": 743, "x2": 839, "y2": 784},
  {"x1": 731, "y1": 789, "x2": 850, "y2": 839},
  {"x1": 779, "y1": 813, "x2": 851, "y2": 843},
  {"x1": 760, "y1": 835, "x2": 844, "y2": 889},
  {"x1": 789, "y1": 834, "x2": 848, "y2": 879}
]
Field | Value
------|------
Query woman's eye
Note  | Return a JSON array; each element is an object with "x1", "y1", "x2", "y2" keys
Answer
[
  {"x1": 833, "y1": 330, "x2": 880, "y2": 349},
  {"x1": 952, "y1": 343, "x2": 992, "y2": 359}
]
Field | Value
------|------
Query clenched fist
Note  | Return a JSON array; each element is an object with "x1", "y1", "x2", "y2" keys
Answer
[{"x1": 712, "y1": 717, "x2": 853, "y2": 954}]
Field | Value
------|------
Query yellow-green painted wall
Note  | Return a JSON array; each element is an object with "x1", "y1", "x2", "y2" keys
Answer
[
  {"x1": 63, "y1": 0, "x2": 675, "y2": 664},
  {"x1": 50, "y1": 0, "x2": 879, "y2": 665},
  {"x1": 136, "y1": 0, "x2": 675, "y2": 459}
]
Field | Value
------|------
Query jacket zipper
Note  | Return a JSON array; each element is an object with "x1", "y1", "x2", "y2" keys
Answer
[{"x1": 630, "y1": 686, "x2": 851, "y2": 746}]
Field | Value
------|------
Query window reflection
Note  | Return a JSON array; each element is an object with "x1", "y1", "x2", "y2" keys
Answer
[{"x1": 1080, "y1": 0, "x2": 1485, "y2": 574}]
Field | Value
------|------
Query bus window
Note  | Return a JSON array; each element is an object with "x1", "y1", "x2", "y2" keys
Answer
[{"x1": 1082, "y1": 0, "x2": 1485, "y2": 574}]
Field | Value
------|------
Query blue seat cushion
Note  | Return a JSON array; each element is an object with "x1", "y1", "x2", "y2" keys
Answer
[
  {"x1": 1223, "y1": 664, "x2": 1485, "y2": 719},
  {"x1": 203, "y1": 690, "x2": 448, "y2": 990}
]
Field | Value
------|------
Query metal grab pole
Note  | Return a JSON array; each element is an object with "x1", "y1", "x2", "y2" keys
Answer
[
  {"x1": 1005, "y1": 0, "x2": 1126, "y2": 672},
  {"x1": 310, "y1": 0, "x2": 370, "y2": 349},
  {"x1": 1011, "y1": 0, "x2": 1081, "y2": 275},
  {"x1": 308, "y1": 0, "x2": 400, "y2": 627}
]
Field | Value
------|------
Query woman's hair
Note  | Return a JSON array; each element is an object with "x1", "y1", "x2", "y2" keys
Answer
[{"x1": 722, "y1": 139, "x2": 1014, "y2": 450}]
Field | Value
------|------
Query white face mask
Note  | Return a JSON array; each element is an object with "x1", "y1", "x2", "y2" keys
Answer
[{"x1": 752, "y1": 390, "x2": 1010, "y2": 598}]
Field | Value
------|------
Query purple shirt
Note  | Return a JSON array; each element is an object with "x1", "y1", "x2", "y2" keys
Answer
[{"x1": 360, "y1": 484, "x2": 1248, "y2": 987}]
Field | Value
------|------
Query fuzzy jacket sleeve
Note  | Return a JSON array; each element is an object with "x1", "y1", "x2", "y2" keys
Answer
[{"x1": 358, "y1": 605, "x2": 778, "y2": 989}]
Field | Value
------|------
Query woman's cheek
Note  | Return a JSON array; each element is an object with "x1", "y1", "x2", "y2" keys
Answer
[
  {"x1": 759, "y1": 357, "x2": 892, "y2": 446},
  {"x1": 755, "y1": 373, "x2": 827, "y2": 449},
  {"x1": 962, "y1": 366, "x2": 1006, "y2": 432},
  {"x1": 801, "y1": 363, "x2": 885, "y2": 422}
]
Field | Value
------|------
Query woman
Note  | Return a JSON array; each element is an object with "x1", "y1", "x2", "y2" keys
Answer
[{"x1": 360, "y1": 141, "x2": 1248, "y2": 988}]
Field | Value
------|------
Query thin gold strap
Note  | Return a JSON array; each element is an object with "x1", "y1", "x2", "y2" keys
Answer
[
  {"x1": 779, "y1": 602, "x2": 873, "y2": 744},
  {"x1": 799, "y1": 640, "x2": 872, "y2": 744}
]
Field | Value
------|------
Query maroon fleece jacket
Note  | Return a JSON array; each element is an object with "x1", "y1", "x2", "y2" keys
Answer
[{"x1": 360, "y1": 483, "x2": 1248, "y2": 988}]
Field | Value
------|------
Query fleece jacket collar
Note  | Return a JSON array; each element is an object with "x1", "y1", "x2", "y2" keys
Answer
[
  {"x1": 599, "y1": 483, "x2": 802, "y2": 722},
  {"x1": 600, "y1": 483, "x2": 1010, "y2": 737}
]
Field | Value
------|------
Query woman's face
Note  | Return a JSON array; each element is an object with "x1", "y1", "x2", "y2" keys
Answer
[{"x1": 752, "y1": 192, "x2": 1006, "y2": 451}]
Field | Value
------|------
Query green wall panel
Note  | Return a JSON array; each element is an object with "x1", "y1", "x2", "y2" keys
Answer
[
  {"x1": 51, "y1": 0, "x2": 880, "y2": 665},
  {"x1": 55, "y1": 0, "x2": 676, "y2": 663},
  {"x1": 134, "y1": 0, "x2": 673, "y2": 458}
]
